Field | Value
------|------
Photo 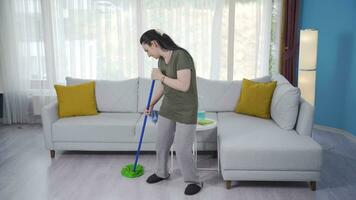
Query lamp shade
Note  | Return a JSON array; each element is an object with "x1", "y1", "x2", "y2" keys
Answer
[
  {"x1": 298, "y1": 29, "x2": 318, "y2": 70},
  {"x1": 298, "y1": 70, "x2": 316, "y2": 105}
]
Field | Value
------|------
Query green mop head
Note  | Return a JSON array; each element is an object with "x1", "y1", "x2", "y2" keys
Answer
[{"x1": 121, "y1": 164, "x2": 144, "y2": 178}]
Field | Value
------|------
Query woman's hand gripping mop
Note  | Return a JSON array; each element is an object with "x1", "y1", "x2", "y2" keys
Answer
[{"x1": 121, "y1": 80, "x2": 156, "y2": 178}]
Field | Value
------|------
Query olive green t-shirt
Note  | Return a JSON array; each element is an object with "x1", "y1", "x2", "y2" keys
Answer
[{"x1": 158, "y1": 49, "x2": 198, "y2": 124}]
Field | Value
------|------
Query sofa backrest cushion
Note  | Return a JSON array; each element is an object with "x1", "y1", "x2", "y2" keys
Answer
[
  {"x1": 137, "y1": 78, "x2": 163, "y2": 112},
  {"x1": 271, "y1": 74, "x2": 301, "y2": 130},
  {"x1": 196, "y1": 76, "x2": 271, "y2": 112},
  {"x1": 271, "y1": 73, "x2": 291, "y2": 85},
  {"x1": 66, "y1": 77, "x2": 138, "y2": 112}
]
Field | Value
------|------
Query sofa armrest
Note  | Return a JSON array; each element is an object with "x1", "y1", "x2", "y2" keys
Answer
[
  {"x1": 41, "y1": 101, "x2": 58, "y2": 149},
  {"x1": 296, "y1": 98, "x2": 314, "y2": 137}
]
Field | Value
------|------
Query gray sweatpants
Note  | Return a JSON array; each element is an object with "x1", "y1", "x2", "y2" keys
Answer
[{"x1": 155, "y1": 115, "x2": 199, "y2": 184}]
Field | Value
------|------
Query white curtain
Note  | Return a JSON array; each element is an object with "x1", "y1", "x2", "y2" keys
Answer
[
  {"x1": 0, "y1": 0, "x2": 44, "y2": 124},
  {"x1": 49, "y1": 0, "x2": 139, "y2": 83},
  {"x1": 233, "y1": 0, "x2": 272, "y2": 80},
  {"x1": 0, "y1": 0, "x2": 281, "y2": 124},
  {"x1": 140, "y1": 0, "x2": 229, "y2": 80}
]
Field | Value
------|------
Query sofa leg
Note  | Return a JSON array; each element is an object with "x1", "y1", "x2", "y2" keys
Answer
[
  {"x1": 226, "y1": 181, "x2": 232, "y2": 189},
  {"x1": 309, "y1": 181, "x2": 316, "y2": 191},
  {"x1": 50, "y1": 150, "x2": 55, "y2": 158}
]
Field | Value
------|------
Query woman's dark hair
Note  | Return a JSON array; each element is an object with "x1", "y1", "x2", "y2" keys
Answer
[
  {"x1": 140, "y1": 29, "x2": 180, "y2": 50},
  {"x1": 140, "y1": 29, "x2": 193, "y2": 61}
]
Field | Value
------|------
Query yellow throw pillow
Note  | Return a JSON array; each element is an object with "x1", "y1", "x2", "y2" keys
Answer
[
  {"x1": 235, "y1": 79, "x2": 277, "y2": 119},
  {"x1": 54, "y1": 81, "x2": 98, "y2": 118}
]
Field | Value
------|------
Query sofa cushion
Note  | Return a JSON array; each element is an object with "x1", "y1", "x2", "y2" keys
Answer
[
  {"x1": 66, "y1": 77, "x2": 138, "y2": 112},
  {"x1": 135, "y1": 112, "x2": 218, "y2": 143},
  {"x1": 52, "y1": 113, "x2": 141, "y2": 142},
  {"x1": 235, "y1": 79, "x2": 277, "y2": 119},
  {"x1": 134, "y1": 113, "x2": 157, "y2": 143},
  {"x1": 54, "y1": 81, "x2": 98, "y2": 118},
  {"x1": 196, "y1": 76, "x2": 271, "y2": 112},
  {"x1": 271, "y1": 74, "x2": 301, "y2": 130},
  {"x1": 271, "y1": 73, "x2": 291, "y2": 86},
  {"x1": 270, "y1": 81, "x2": 301, "y2": 130},
  {"x1": 218, "y1": 112, "x2": 322, "y2": 171},
  {"x1": 137, "y1": 78, "x2": 163, "y2": 112}
]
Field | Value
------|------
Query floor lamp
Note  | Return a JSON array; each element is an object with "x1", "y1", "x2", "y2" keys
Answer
[{"x1": 298, "y1": 29, "x2": 318, "y2": 106}]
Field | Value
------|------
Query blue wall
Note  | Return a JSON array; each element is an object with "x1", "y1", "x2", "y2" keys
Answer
[
  {"x1": 344, "y1": 2, "x2": 356, "y2": 136},
  {"x1": 300, "y1": 0, "x2": 356, "y2": 136}
]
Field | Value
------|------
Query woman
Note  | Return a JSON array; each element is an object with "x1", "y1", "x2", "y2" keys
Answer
[{"x1": 140, "y1": 29, "x2": 202, "y2": 196}]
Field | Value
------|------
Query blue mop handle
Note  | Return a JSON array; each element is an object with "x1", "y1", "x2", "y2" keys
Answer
[{"x1": 133, "y1": 80, "x2": 155, "y2": 172}]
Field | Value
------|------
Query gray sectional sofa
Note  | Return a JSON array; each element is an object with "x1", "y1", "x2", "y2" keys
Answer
[{"x1": 41, "y1": 74, "x2": 322, "y2": 190}]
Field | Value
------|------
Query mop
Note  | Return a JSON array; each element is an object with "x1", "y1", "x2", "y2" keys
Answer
[{"x1": 121, "y1": 80, "x2": 155, "y2": 178}]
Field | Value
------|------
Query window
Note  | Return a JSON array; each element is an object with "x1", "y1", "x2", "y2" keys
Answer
[{"x1": 14, "y1": 0, "x2": 281, "y2": 88}]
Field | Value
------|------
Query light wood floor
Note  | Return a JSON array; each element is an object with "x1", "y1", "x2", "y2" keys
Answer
[{"x1": 0, "y1": 124, "x2": 355, "y2": 200}]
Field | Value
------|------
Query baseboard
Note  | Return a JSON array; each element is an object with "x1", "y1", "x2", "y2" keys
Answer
[{"x1": 314, "y1": 124, "x2": 356, "y2": 144}]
